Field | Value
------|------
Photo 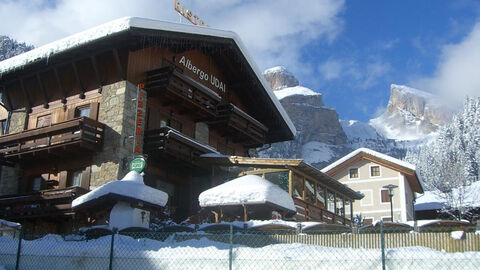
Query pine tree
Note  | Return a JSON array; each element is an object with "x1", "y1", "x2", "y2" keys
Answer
[{"x1": 405, "y1": 97, "x2": 480, "y2": 219}]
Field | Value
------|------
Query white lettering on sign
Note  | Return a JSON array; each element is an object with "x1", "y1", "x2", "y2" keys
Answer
[
  {"x1": 174, "y1": 0, "x2": 209, "y2": 27},
  {"x1": 178, "y1": 56, "x2": 226, "y2": 93}
]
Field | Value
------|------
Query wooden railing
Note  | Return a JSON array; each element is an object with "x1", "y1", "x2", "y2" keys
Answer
[
  {"x1": 293, "y1": 197, "x2": 351, "y2": 225},
  {"x1": 0, "y1": 117, "x2": 104, "y2": 161},
  {"x1": 0, "y1": 186, "x2": 88, "y2": 219},
  {"x1": 146, "y1": 66, "x2": 221, "y2": 118},
  {"x1": 144, "y1": 126, "x2": 217, "y2": 161},
  {"x1": 209, "y1": 103, "x2": 268, "y2": 147}
]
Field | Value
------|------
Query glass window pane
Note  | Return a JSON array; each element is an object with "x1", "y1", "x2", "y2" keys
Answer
[
  {"x1": 336, "y1": 196, "x2": 344, "y2": 217},
  {"x1": 327, "y1": 190, "x2": 335, "y2": 212},
  {"x1": 264, "y1": 171, "x2": 289, "y2": 193},
  {"x1": 305, "y1": 180, "x2": 315, "y2": 204},
  {"x1": 349, "y1": 168, "x2": 358, "y2": 178},
  {"x1": 71, "y1": 170, "x2": 83, "y2": 187},
  {"x1": 316, "y1": 185, "x2": 325, "y2": 207},
  {"x1": 292, "y1": 173, "x2": 303, "y2": 199},
  {"x1": 371, "y1": 166, "x2": 380, "y2": 177},
  {"x1": 344, "y1": 200, "x2": 352, "y2": 220}
]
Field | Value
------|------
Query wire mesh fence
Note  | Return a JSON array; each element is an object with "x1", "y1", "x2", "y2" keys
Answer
[{"x1": 1, "y1": 222, "x2": 480, "y2": 269}]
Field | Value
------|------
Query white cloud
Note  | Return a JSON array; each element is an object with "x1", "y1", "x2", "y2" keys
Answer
[
  {"x1": 411, "y1": 21, "x2": 480, "y2": 104},
  {"x1": 0, "y1": 0, "x2": 345, "y2": 78},
  {"x1": 317, "y1": 57, "x2": 390, "y2": 89}
]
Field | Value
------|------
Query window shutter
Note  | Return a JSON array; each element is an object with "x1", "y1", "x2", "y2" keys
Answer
[
  {"x1": 89, "y1": 102, "x2": 100, "y2": 120},
  {"x1": 81, "y1": 166, "x2": 91, "y2": 189},
  {"x1": 58, "y1": 171, "x2": 68, "y2": 188},
  {"x1": 381, "y1": 190, "x2": 390, "y2": 202},
  {"x1": 67, "y1": 107, "x2": 76, "y2": 120}
]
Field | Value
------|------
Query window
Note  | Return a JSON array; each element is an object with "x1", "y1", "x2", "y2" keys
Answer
[
  {"x1": 292, "y1": 173, "x2": 303, "y2": 199},
  {"x1": 305, "y1": 180, "x2": 316, "y2": 204},
  {"x1": 31, "y1": 177, "x2": 43, "y2": 191},
  {"x1": 0, "y1": 119, "x2": 6, "y2": 135},
  {"x1": 326, "y1": 190, "x2": 335, "y2": 212},
  {"x1": 75, "y1": 106, "x2": 91, "y2": 118},
  {"x1": 264, "y1": 171, "x2": 289, "y2": 193},
  {"x1": 363, "y1": 218, "x2": 373, "y2": 225},
  {"x1": 195, "y1": 122, "x2": 209, "y2": 145},
  {"x1": 344, "y1": 200, "x2": 352, "y2": 220},
  {"x1": 382, "y1": 217, "x2": 392, "y2": 222},
  {"x1": 349, "y1": 168, "x2": 359, "y2": 179},
  {"x1": 381, "y1": 189, "x2": 391, "y2": 203},
  {"x1": 36, "y1": 114, "x2": 51, "y2": 128},
  {"x1": 370, "y1": 165, "x2": 380, "y2": 177},
  {"x1": 316, "y1": 185, "x2": 326, "y2": 207},
  {"x1": 336, "y1": 196, "x2": 344, "y2": 217},
  {"x1": 70, "y1": 170, "x2": 83, "y2": 187}
]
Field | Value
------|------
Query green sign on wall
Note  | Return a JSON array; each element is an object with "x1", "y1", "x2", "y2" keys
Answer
[{"x1": 129, "y1": 158, "x2": 146, "y2": 173}]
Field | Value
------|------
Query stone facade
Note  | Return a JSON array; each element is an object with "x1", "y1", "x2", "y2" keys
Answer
[
  {"x1": 90, "y1": 81, "x2": 140, "y2": 188},
  {"x1": 0, "y1": 109, "x2": 28, "y2": 195}
]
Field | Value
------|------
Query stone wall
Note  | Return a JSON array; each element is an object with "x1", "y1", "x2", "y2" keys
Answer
[
  {"x1": 0, "y1": 109, "x2": 28, "y2": 195},
  {"x1": 90, "y1": 81, "x2": 139, "y2": 188}
]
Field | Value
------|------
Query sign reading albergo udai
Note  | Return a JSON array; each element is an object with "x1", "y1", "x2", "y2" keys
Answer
[{"x1": 178, "y1": 55, "x2": 226, "y2": 93}]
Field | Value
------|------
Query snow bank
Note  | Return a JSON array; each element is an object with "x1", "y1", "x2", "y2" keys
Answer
[
  {"x1": 199, "y1": 175, "x2": 296, "y2": 212},
  {"x1": 72, "y1": 171, "x2": 168, "y2": 208},
  {"x1": 274, "y1": 86, "x2": 321, "y2": 100}
]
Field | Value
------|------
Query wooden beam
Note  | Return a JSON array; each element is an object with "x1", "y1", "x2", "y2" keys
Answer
[
  {"x1": 36, "y1": 73, "x2": 49, "y2": 109},
  {"x1": 71, "y1": 62, "x2": 85, "y2": 99},
  {"x1": 53, "y1": 67, "x2": 68, "y2": 104},
  {"x1": 112, "y1": 48, "x2": 125, "y2": 80},
  {"x1": 18, "y1": 77, "x2": 32, "y2": 113},
  {"x1": 90, "y1": 55, "x2": 103, "y2": 93}
]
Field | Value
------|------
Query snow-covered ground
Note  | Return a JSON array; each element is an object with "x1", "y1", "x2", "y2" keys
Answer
[{"x1": 1, "y1": 233, "x2": 480, "y2": 270}]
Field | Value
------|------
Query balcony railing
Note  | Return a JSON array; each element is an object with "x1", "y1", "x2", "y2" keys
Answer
[
  {"x1": 208, "y1": 103, "x2": 268, "y2": 147},
  {"x1": 144, "y1": 126, "x2": 217, "y2": 163},
  {"x1": 293, "y1": 197, "x2": 352, "y2": 226},
  {"x1": 146, "y1": 66, "x2": 221, "y2": 119},
  {"x1": 0, "y1": 117, "x2": 104, "y2": 163},
  {"x1": 0, "y1": 186, "x2": 88, "y2": 219}
]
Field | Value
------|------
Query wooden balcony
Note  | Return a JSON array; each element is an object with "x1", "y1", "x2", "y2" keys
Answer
[
  {"x1": 208, "y1": 103, "x2": 268, "y2": 147},
  {"x1": 293, "y1": 198, "x2": 352, "y2": 226},
  {"x1": 144, "y1": 126, "x2": 217, "y2": 163},
  {"x1": 145, "y1": 66, "x2": 221, "y2": 119},
  {"x1": 0, "y1": 117, "x2": 104, "y2": 163},
  {"x1": 0, "y1": 186, "x2": 88, "y2": 220}
]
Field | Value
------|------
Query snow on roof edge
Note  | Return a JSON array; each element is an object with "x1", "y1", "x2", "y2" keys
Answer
[
  {"x1": 321, "y1": 147, "x2": 416, "y2": 173},
  {"x1": 0, "y1": 17, "x2": 296, "y2": 138}
]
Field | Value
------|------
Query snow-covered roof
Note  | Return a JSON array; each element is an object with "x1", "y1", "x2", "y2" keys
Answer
[
  {"x1": 274, "y1": 86, "x2": 321, "y2": 100},
  {"x1": 0, "y1": 17, "x2": 296, "y2": 138},
  {"x1": 415, "y1": 182, "x2": 480, "y2": 211},
  {"x1": 0, "y1": 219, "x2": 21, "y2": 229},
  {"x1": 72, "y1": 171, "x2": 168, "y2": 209},
  {"x1": 198, "y1": 174, "x2": 296, "y2": 213},
  {"x1": 321, "y1": 147, "x2": 416, "y2": 173}
]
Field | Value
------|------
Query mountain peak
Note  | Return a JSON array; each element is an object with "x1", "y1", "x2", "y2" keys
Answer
[{"x1": 263, "y1": 66, "x2": 299, "y2": 90}]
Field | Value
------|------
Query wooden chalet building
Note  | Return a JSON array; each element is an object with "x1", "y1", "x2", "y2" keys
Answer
[{"x1": 0, "y1": 17, "x2": 359, "y2": 233}]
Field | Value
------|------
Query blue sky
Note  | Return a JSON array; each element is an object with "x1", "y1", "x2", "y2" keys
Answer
[{"x1": 1, "y1": 0, "x2": 480, "y2": 122}]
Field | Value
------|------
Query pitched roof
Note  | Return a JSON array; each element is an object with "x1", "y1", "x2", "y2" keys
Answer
[
  {"x1": 0, "y1": 17, "x2": 296, "y2": 140},
  {"x1": 321, "y1": 148, "x2": 424, "y2": 193}
]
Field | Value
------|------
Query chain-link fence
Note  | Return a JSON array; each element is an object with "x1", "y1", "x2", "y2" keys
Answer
[{"x1": 1, "y1": 222, "x2": 480, "y2": 269}]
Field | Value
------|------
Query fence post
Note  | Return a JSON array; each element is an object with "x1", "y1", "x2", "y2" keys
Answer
[
  {"x1": 229, "y1": 224, "x2": 233, "y2": 270},
  {"x1": 380, "y1": 221, "x2": 385, "y2": 270},
  {"x1": 14, "y1": 228, "x2": 23, "y2": 270},
  {"x1": 109, "y1": 228, "x2": 117, "y2": 270}
]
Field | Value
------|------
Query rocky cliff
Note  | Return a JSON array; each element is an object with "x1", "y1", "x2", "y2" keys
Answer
[
  {"x1": 370, "y1": 84, "x2": 452, "y2": 140},
  {"x1": 259, "y1": 67, "x2": 453, "y2": 169}
]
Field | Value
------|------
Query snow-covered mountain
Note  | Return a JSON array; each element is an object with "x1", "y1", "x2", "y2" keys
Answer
[
  {"x1": 259, "y1": 67, "x2": 453, "y2": 168},
  {"x1": 370, "y1": 84, "x2": 452, "y2": 141}
]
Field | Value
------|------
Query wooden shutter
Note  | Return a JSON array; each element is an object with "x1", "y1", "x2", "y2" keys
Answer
[
  {"x1": 81, "y1": 166, "x2": 91, "y2": 189},
  {"x1": 58, "y1": 171, "x2": 68, "y2": 188},
  {"x1": 381, "y1": 190, "x2": 390, "y2": 203},
  {"x1": 89, "y1": 102, "x2": 100, "y2": 120}
]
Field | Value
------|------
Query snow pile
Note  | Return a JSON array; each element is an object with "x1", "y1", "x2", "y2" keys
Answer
[
  {"x1": 199, "y1": 175, "x2": 296, "y2": 212},
  {"x1": 72, "y1": 171, "x2": 168, "y2": 208},
  {"x1": 340, "y1": 120, "x2": 380, "y2": 141},
  {"x1": 451, "y1": 231, "x2": 464, "y2": 240},
  {"x1": 274, "y1": 86, "x2": 321, "y2": 100}
]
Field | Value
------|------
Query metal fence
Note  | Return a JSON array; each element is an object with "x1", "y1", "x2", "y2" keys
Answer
[{"x1": 1, "y1": 223, "x2": 480, "y2": 270}]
